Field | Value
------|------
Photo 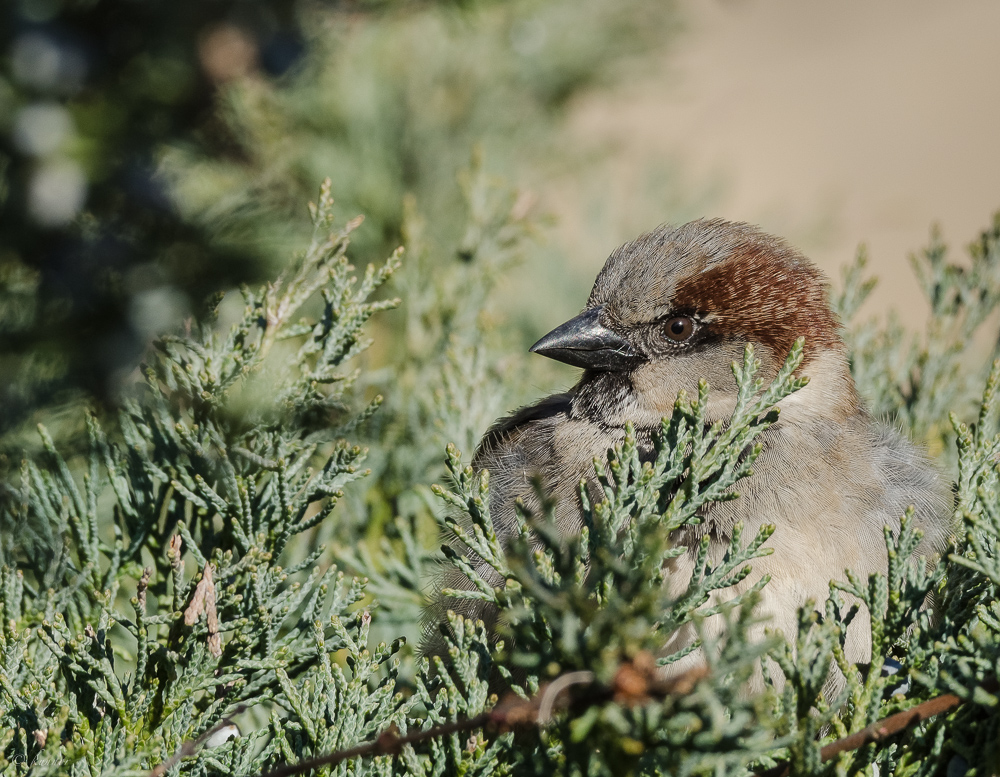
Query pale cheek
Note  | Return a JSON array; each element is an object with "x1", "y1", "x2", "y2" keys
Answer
[
  {"x1": 630, "y1": 362, "x2": 701, "y2": 416},
  {"x1": 630, "y1": 347, "x2": 750, "y2": 421}
]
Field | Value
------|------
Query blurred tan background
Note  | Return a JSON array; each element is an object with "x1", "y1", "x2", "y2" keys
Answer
[{"x1": 548, "y1": 0, "x2": 1000, "y2": 328}]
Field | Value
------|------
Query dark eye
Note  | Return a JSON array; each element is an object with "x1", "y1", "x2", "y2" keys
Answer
[{"x1": 663, "y1": 316, "x2": 694, "y2": 342}]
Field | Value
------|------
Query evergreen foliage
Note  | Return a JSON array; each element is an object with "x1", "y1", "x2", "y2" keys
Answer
[
  {"x1": 834, "y1": 218, "x2": 1000, "y2": 465},
  {"x1": 9, "y1": 3, "x2": 1000, "y2": 775},
  {"x1": 0, "y1": 183, "x2": 403, "y2": 775},
  {"x1": 3, "y1": 181, "x2": 1000, "y2": 775}
]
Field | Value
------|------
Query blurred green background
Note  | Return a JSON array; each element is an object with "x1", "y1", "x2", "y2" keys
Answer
[{"x1": 0, "y1": 0, "x2": 685, "y2": 455}]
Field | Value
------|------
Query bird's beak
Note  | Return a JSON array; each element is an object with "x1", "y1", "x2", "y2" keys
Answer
[{"x1": 529, "y1": 306, "x2": 639, "y2": 371}]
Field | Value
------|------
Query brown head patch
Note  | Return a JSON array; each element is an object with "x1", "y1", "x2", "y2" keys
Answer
[{"x1": 671, "y1": 242, "x2": 842, "y2": 366}]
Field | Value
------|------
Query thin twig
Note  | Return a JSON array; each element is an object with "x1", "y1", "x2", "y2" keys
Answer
[
  {"x1": 258, "y1": 715, "x2": 491, "y2": 777},
  {"x1": 818, "y1": 692, "x2": 960, "y2": 759},
  {"x1": 537, "y1": 671, "x2": 594, "y2": 723},
  {"x1": 254, "y1": 655, "x2": 703, "y2": 777},
  {"x1": 756, "y1": 678, "x2": 998, "y2": 777}
]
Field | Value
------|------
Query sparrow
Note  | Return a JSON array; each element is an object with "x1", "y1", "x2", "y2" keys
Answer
[{"x1": 440, "y1": 219, "x2": 951, "y2": 692}]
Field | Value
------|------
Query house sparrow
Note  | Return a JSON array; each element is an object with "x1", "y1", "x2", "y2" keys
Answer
[{"x1": 443, "y1": 219, "x2": 950, "y2": 691}]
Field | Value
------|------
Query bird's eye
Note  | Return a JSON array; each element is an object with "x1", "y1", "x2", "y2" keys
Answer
[{"x1": 663, "y1": 316, "x2": 695, "y2": 342}]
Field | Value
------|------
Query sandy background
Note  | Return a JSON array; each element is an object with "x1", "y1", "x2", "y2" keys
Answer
[{"x1": 548, "y1": 0, "x2": 1000, "y2": 329}]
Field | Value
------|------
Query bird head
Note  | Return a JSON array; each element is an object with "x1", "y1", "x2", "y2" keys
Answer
[{"x1": 530, "y1": 219, "x2": 858, "y2": 428}]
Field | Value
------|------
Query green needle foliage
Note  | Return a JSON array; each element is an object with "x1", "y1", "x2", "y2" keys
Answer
[
  {"x1": 834, "y1": 217, "x2": 1000, "y2": 464},
  {"x1": 4, "y1": 190, "x2": 1000, "y2": 777},
  {"x1": 0, "y1": 183, "x2": 405, "y2": 775}
]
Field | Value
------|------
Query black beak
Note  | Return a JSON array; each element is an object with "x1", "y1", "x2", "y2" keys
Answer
[{"x1": 529, "y1": 306, "x2": 639, "y2": 371}]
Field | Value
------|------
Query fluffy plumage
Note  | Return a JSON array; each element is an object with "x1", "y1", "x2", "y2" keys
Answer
[{"x1": 435, "y1": 219, "x2": 951, "y2": 691}]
